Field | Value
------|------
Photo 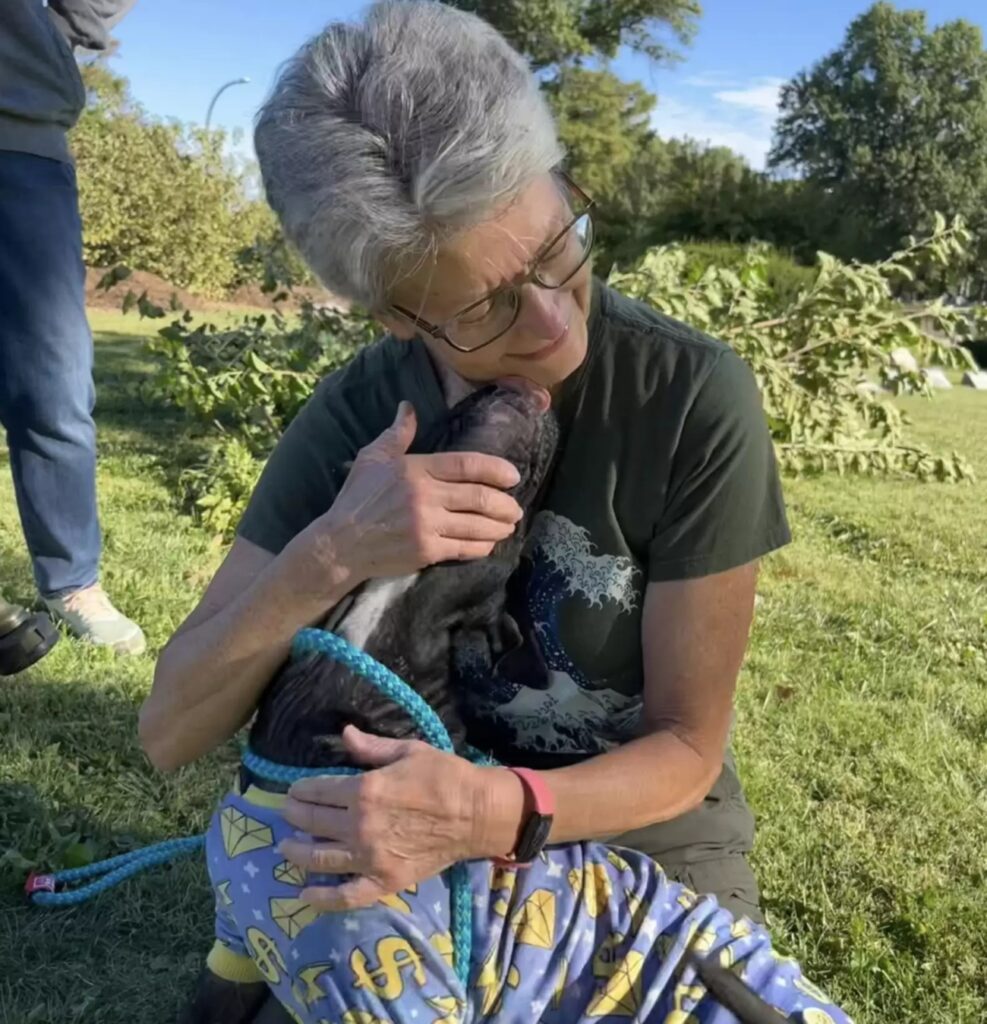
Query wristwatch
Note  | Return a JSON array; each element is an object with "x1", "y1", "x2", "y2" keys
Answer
[{"x1": 493, "y1": 767, "x2": 555, "y2": 868}]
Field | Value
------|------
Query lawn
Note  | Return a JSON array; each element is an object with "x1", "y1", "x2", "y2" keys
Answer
[{"x1": 1, "y1": 311, "x2": 985, "y2": 1023}]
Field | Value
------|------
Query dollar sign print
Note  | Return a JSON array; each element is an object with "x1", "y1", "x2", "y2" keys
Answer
[
  {"x1": 246, "y1": 926, "x2": 287, "y2": 985},
  {"x1": 350, "y1": 936, "x2": 427, "y2": 1001}
]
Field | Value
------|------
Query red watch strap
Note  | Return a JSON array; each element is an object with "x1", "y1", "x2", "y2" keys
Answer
[
  {"x1": 510, "y1": 767, "x2": 555, "y2": 816},
  {"x1": 493, "y1": 767, "x2": 555, "y2": 868}
]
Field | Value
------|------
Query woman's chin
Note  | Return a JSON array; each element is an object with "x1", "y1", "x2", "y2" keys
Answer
[{"x1": 519, "y1": 324, "x2": 588, "y2": 390}]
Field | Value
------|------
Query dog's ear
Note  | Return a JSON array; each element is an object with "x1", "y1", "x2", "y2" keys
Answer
[
  {"x1": 491, "y1": 614, "x2": 552, "y2": 690},
  {"x1": 492, "y1": 612, "x2": 523, "y2": 659}
]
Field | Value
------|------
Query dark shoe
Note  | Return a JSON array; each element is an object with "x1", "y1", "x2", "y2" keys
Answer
[{"x1": 0, "y1": 598, "x2": 59, "y2": 676}]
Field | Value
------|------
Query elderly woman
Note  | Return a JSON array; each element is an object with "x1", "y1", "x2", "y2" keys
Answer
[{"x1": 143, "y1": 0, "x2": 794, "y2": 1000}]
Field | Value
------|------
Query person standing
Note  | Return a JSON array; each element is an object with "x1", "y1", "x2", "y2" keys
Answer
[{"x1": 0, "y1": 0, "x2": 144, "y2": 654}]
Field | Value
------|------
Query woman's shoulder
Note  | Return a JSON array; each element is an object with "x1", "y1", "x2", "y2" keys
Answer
[
  {"x1": 596, "y1": 280, "x2": 732, "y2": 364},
  {"x1": 310, "y1": 334, "x2": 445, "y2": 433},
  {"x1": 315, "y1": 332, "x2": 427, "y2": 399},
  {"x1": 585, "y1": 279, "x2": 752, "y2": 406}
]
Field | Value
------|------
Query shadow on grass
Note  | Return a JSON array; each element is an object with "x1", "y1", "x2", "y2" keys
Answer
[
  {"x1": 93, "y1": 334, "x2": 182, "y2": 435},
  {"x1": 92, "y1": 332, "x2": 211, "y2": 510},
  {"x1": 0, "y1": 675, "x2": 221, "y2": 1024}
]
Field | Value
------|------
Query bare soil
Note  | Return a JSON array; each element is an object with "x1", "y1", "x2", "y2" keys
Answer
[{"x1": 85, "y1": 266, "x2": 341, "y2": 314}]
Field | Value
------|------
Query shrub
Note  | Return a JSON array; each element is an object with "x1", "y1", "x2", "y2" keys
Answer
[
  {"x1": 134, "y1": 216, "x2": 982, "y2": 540},
  {"x1": 132, "y1": 295, "x2": 376, "y2": 535},
  {"x1": 609, "y1": 216, "x2": 981, "y2": 480},
  {"x1": 73, "y1": 64, "x2": 305, "y2": 296},
  {"x1": 678, "y1": 242, "x2": 819, "y2": 311}
]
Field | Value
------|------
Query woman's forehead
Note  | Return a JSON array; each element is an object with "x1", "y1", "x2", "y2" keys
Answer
[{"x1": 393, "y1": 174, "x2": 567, "y2": 319}]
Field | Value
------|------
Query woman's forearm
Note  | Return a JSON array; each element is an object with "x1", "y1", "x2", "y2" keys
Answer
[
  {"x1": 139, "y1": 537, "x2": 359, "y2": 772},
  {"x1": 474, "y1": 728, "x2": 723, "y2": 858}
]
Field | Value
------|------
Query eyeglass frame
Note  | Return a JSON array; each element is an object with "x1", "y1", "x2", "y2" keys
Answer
[{"x1": 389, "y1": 170, "x2": 595, "y2": 354}]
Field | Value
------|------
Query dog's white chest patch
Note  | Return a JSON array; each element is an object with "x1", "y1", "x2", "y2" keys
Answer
[{"x1": 338, "y1": 574, "x2": 420, "y2": 650}]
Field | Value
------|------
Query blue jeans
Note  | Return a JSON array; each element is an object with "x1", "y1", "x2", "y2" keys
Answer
[{"x1": 0, "y1": 151, "x2": 100, "y2": 598}]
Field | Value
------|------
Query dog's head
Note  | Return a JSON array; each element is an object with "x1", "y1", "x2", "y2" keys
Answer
[
  {"x1": 435, "y1": 381, "x2": 559, "y2": 518},
  {"x1": 249, "y1": 382, "x2": 559, "y2": 770}
]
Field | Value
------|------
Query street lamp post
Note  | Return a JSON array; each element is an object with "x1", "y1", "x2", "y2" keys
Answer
[{"x1": 205, "y1": 77, "x2": 251, "y2": 129}]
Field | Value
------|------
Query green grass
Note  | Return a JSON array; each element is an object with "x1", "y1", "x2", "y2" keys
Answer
[{"x1": 2, "y1": 311, "x2": 986, "y2": 1023}]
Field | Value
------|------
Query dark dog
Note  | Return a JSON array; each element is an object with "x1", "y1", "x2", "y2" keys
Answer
[{"x1": 180, "y1": 381, "x2": 559, "y2": 1024}]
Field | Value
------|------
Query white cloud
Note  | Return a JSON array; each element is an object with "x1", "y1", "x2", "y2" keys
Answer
[
  {"x1": 650, "y1": 76, "x2": 786, "y2": 169},
  {"x1": 651, "y1": 97, "x2": 773, "y2": 168},
  {"x1": 714, "y1": 78, "x2": 785, "y2": 117}
]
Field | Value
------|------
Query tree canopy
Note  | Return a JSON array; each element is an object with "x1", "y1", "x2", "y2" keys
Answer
[
  {"x1": 451, "y1": 0, "x2": 701, "y2": 68},
  {"x1": 770, "y1": 2, "x2": 987, "y2": 272}
]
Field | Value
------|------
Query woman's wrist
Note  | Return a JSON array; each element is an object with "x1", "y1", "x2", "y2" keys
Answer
[
  {"x1": 467, "y1": 765, "x2": 527, "y2": 860},
  {"x1": 283, "y1": 517, "x2": 368, "y2": 607}
]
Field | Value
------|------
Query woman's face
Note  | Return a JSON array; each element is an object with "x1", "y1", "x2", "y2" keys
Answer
[{"x1": 381, "y1": 174, "x2": 593, "y2": 391}]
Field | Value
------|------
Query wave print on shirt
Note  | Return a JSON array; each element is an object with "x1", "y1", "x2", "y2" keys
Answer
[{"x1": 457, "y1": 511, "x2": 644, "y2": 755}]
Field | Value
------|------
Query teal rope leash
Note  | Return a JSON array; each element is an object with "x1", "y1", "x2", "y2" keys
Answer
[
  {"x1": 26, "y1": 627, "x2": 493, "y2": 986},
  {"x1": 26, "y1": 835, "x2": 206, "y2": 907},
  {"x1": 290, "y1": 629, "x2": 457, "y2": 753},
  {"x1": 288, "y1": 628, "x2": 481, "y2": 986}
]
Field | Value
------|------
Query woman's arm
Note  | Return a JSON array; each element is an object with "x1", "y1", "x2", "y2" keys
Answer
[
  {"x1": 277, "y1": 560, "x2": 756, "y2": 911},
  {"x1": 140, "y1": 402, "x2": 524, "y2": 772},
  {"x1": 139, "y1": 532, "x2": 360, "y2": 772},
  {"x1": 478, "y1": 560, "x2": 757, "y2": 850}
]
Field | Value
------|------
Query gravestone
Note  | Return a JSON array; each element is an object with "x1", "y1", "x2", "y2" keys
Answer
[
  {"x1": 922, "y1": 367, "x2": 953, "y2": 390},
  {"x1": 961, "y1": 370, "x2": 987, "y2": 390},
  {"x1": 890, "y1": 347, "x2": 919, "y2": 373}
]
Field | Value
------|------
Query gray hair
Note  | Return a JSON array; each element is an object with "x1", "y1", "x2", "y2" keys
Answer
[{"x1": 253, "y1": 0, "x2": 564, "y2": 311}]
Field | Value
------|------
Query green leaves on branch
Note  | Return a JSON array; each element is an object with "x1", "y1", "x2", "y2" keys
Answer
[
  {"x1": 143, "y1": 305, "x2": 376, "y2": 453},
  {"x1": 609, "y1": 217, "x2": 980, "y2": 483},
  {"x1": 140, "y1": 301, "x2": 377, "y2": 536}
]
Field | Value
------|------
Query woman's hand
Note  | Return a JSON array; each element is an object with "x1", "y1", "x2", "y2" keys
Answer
[
  {"x1": 276, "y1": 725, "x2": 524, "y2": 911},
  {"x1": 298, "y1": 401, "x2": 524, "y2": 584}
]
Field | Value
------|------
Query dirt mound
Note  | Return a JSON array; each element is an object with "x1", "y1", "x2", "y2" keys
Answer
[
  {"x1": 85, "y1": 266, "x2": 344, "y2": 315},
  {"x1": 86, "y1": 267, "x2": 209, "y2": 312}
]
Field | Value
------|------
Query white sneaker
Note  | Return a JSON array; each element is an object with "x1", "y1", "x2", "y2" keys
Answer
[{"x1": 45, "y1": 584, "x2": 146, "y2": 655}]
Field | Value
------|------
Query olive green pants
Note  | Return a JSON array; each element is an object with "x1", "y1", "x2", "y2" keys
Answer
[{"x1": 609, "y1": 750, "x2": 763, "y2": 924}]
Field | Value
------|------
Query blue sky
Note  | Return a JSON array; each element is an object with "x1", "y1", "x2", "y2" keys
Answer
[{"x1": 108, "y1": 0, "x2": 985, "y2": 170}]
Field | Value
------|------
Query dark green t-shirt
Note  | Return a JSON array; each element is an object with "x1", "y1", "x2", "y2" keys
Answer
[{"x1": 237, "y1": 277, "x2": 791, "y2": 767}]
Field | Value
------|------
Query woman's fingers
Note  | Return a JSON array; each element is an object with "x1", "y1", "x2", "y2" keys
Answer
[
  {"x1": 439, "y1": 512, "x2": 517, "y2": 543},
  {"x1": 277, "y1": 836, "x2": 354, "y2": 875},
  {"x1": 425, "y1": 450, "x2": 520, "y2": 490},
  {"x1": 301, "y1": 875, "x2": 385, "y2": 913},
  {"x1": 282, "y1": 793, "x2": 350, "y2": 839},
  {"x1": 436, "y1": 481, "x2": 523, "y2": 523}
]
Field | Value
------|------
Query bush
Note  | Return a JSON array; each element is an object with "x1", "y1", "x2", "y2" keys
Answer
[
  {"x1": 135, "y1": 216, "x2": 983, "y2": 540},
  {"x1": 609, "y1": 215, "x2": 981, "y2": 480},
  {"x1": 678, "y1": 242, "x2": 818, "y2": 311},
  {"x1": 134, "y1": 296, "x2": 377, "y2": 534},
  {"x1": 73, "y1": 64, "x2": 306, "y2": 296}
]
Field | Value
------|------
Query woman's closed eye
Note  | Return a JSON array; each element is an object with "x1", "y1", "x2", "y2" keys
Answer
[
  {"x1": 538, "y1": 231, "x2": 569, "y2": 266},
  {"x1": 456, "y1": 294, "x2": 505, "y2": 326}
]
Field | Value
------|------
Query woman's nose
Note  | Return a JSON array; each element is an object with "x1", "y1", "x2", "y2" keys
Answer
[{"x1": 514, "y1": 282, "x2": 567, "y2": 338}]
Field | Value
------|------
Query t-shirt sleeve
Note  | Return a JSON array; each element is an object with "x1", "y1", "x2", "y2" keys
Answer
[
  {"x1": 648, "y1": 348, "x2": 792, "y2": 582},
  {"x1": 235, "y1": 372, "x2": 358, "y2": 555}
]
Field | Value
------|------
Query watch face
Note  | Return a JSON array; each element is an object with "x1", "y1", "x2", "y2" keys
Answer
[{"x1": 517, "y1": 814, "x2": 554, "y2": 862}]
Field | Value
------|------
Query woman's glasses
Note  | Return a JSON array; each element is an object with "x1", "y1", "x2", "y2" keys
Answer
[{"x1": 391, "y1": 172, "x2": 595, "y2": 354}]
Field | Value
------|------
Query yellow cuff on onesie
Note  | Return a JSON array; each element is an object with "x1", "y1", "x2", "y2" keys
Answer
[{"x1": 206, "y1": 940, "x2": 264, "y2": 984}]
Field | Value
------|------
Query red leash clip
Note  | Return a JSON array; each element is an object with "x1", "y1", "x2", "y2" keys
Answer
[{"x1": 24, "y1": 872, "x2": 57, "y2": 898}]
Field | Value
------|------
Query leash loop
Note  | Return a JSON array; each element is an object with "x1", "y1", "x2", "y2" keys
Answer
[{"x1": 27, "y1": 628, "x2": 494, "y2": 987}]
